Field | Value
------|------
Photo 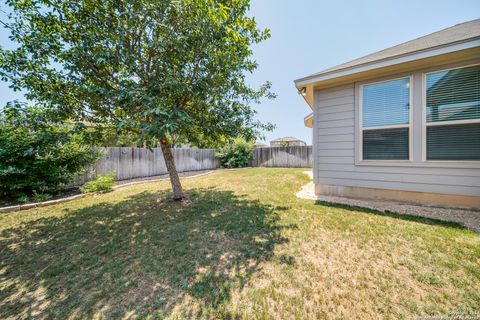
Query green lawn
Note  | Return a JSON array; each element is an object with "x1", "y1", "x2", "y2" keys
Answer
[{"x1": 0, "y1": 168, "x2": 479, "y2": 319}]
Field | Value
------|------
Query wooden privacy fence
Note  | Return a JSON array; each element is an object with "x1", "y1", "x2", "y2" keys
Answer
[
  {"x1": 249, "y1": 146, "x2": 313, "y2": 168},
  {"x1": 75, "y1": 147, "x2": 220, "y2": 185},
  {"x1": 75, "y1": 145, "x2": 313, "y2": 185}
]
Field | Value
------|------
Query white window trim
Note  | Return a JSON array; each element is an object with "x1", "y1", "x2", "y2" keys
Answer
[
  {"x1": 422, "y1": 63, "x2": 480, "y2": 163},
  {"x1": 358, "y1": 76, "x2": 413, "y2": 162}
]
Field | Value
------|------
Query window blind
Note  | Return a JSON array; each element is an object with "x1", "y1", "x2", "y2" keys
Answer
[
  {"x1": 363, "y1": 128, "x2": 409, "y2": 160},
  {"x1": 426, "y1": 65, "x2": 480, "y2": 123},
  {"x1": 363, "y1": 78, "x2": 410, "y2": 127},
  {"x1": 426, "y1": 65, "x2": 480, "y2": 161},
  {"x1": 427, "y1": 124, "x2": 480, "y2": 160}
]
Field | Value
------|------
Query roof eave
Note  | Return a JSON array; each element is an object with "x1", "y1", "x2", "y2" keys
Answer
[
  {"x1": 294, "y1": 38, "x2": 480, "y2": 89},
  {"x1": 294, "y1": 84, "x2": 315, "y2": 110}
]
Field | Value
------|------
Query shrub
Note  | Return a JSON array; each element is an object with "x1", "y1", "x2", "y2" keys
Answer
[
  {"x1": 17, "y1": 195, "x2": 29, "y2": 204},
  {"x1": 216, "y1": 137, "x2": 254, "y2": 168},
  {"x1": 0, "y1": 104, "x2": 101, "y2": 198},
  {"x1": 81, "y1": 173, "x2": 116, "y2": 193},
  {"x1": 279, "y1": 139, "x2": 289, "y2": 148},
  {"x1": 32, "y1": 193, "x2": 52, "y2": 202}
]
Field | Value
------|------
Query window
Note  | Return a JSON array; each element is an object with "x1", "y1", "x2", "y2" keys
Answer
[
  {"x1": 425, "y1": 65, "x2": 480, "y2": 161},
  {"x1": 361, "y1": 77, "x2": 411, "y2": 160}
]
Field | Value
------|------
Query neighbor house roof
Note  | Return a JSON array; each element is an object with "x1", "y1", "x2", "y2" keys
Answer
[
  {"x1": 271, "y1": 137, "x2": 305, "y2": 142},
  {"x1": 254, "y1": 142, "x2": 269, "y2": 148}
]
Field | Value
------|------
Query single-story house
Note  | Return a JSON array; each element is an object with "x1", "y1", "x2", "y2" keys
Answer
[
  {"x1": 254, "y1": 142, "x2": 269, "y2": 148},
  {"x1": 270, "y1": 137, "x2": 307, "y2": 147},
  {"x1": 295, "y1": 19, "x2": 480, "y2": 209}
]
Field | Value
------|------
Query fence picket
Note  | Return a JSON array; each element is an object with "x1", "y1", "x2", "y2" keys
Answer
[
  {"x1": 249, "y1": 146, "x2": 312, "y2": 168},
  {"x1": 74, "y1": 146, "x2": 312, "y2": 185}
]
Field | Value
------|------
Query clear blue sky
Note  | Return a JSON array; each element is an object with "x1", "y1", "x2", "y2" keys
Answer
[{"x1": 1, "y1": 0, "x2": 479, "y2": 144}]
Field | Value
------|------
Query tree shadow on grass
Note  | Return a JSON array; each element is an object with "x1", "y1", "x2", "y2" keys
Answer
[
  {"x1": 0, "y1": 188, "x2": 293, "y2": 319},
  {"x1": 315, "y1": 200, "x2": 468, "y2": 230}
]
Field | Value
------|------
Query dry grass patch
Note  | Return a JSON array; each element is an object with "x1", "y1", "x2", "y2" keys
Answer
[{"x1": 0, "y1": 168, "x2": 478, "y2": 319}]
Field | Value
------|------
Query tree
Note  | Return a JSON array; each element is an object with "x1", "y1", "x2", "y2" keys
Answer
[{"x1": 0, "y1": 0, "x2": 274, "y2": 200}]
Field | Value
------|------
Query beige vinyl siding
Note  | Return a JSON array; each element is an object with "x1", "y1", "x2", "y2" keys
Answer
[
  {"x1": 316, "y1": 163, "x2": 480, "y2": 176},
  {"x1": 317, "y1": 119, "x2": 353, "y2": 129},
  {"x1": 313, "y1": 81, "x2": 480, "y2": 197},
  {"x1": 317, "y1": 103, "x2": 353, "y2": 115},
  {"x1": 318, "y1": 126, "x2": 354, "y2": 136}
]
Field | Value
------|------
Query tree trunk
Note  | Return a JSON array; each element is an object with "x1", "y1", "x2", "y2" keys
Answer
[{"x1": 160, "y1": 138, "x2": 184, "y2": 201}]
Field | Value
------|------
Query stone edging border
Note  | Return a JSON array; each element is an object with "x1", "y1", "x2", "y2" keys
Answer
[
  {"x1": 112, "y1": 170, "x2": 215, "y2": 189},
  {"x1": 0, "y1": 194, "x2": 89, "y2": 214},
  {"x1": 0, "y1": 170, "x2": 217, "y2": 214}
]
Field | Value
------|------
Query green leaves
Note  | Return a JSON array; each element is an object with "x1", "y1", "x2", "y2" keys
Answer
[
  {"x1": 0, "y1": 105, "x2": 101, "y2": 198},
  {"x1": 216, "y1": 137, "x2": 254, "y2": 168},
  {"x1": 1, "y1": 0, "x2": 275, "y2": 148},
  {"x1": 81, "y1": 172, "x2": 115, "y2": 193}
]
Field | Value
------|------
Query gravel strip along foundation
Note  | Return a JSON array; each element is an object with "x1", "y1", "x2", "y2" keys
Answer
[{"x1": 296, "y1": 171, "x2": 480, "y2": 231}]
